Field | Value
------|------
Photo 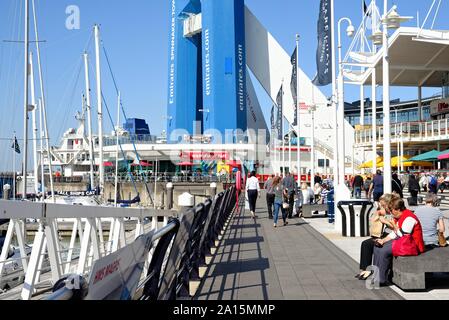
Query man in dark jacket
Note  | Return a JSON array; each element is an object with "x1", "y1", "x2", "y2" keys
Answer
[
  {"x1": 408, "y1": 174, "x2": 420, "y2": 205},
  {"x1": 352, "y1": 174, "x2": 364, "y2": 199},
  {"x1": 392, "y1": 173, "x2": 404, "y2": 198}
]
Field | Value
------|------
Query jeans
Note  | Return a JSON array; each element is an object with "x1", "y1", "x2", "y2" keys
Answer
[
  {"x1": 273, "y1": 200, "x2": 287, "y2": 225},
  {"x1": 354, "y1": 187, "x2": 362, "y2": 199}
]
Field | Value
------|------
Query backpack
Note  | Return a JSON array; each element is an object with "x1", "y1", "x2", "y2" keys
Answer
[{"x1": 429, "y1": 176, "x2": 437, "y2": 186}]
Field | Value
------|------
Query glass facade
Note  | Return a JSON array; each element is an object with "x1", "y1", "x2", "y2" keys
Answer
[{"x1": 346, "y1": 106, "x2": 431, "y2": 127}]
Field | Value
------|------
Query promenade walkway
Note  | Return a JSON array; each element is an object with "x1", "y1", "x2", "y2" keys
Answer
[{"x1": 196, "y1": 194, "x2": 402, "y2": 300}]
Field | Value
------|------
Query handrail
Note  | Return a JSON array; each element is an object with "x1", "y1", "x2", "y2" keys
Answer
[{"x1": 46, "y1": 221, "x2": 179, "y2": 300}]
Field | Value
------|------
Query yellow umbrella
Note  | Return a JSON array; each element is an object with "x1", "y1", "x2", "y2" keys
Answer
[
  {"x1": 359, "y1": 157, "x2": 383, "y2": 169},
  {"x1": 377, "y1": 156, "x2": 432, "y2": 168},
  {"x1": 378, "y1": 156, "x2": 410, "y2": 167}
]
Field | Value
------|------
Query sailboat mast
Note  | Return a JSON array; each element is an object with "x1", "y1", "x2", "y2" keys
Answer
[
  {"x1": 94, "y1": 24, "x2": 104, "y2": 195},
  {"x1": 115, "y1": 92, "x2": 121, "y2": 207},
  {"x1": 83, "y1": 53, "x2": 95, "y2": 190},
  {"x1": 38, "y1": 99, "x2": 45, "y2": 197},
  {"x1": 31, "y1": 0, "x2": 54, "y2": 200},
  {"x1": 22, "y1": 0, "x2": 30, "y2": 200},
  {"x1": 29, "y1": 52, "x2": 39, "y2": 195}
]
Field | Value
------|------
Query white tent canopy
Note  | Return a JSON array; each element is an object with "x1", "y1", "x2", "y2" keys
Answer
[{"x1": 345, "y1": 27, "x2": 449, "y2": 87}]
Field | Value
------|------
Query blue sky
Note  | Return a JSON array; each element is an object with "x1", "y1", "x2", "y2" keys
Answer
[{"x1": 0, "y1": 0, "x2": 448, "y2": 170}]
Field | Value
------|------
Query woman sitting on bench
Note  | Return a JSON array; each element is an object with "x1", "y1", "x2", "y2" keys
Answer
[{"x1": 355, "y1": 194, "x2": 397, "y2": 280}]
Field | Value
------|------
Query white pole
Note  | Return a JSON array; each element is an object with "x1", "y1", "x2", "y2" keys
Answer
[
  {"x1": 382, "y1": 0, "x2": 392, "y2": 193},
  {"x1": 115, "y1": 92, "x2": 121, "y2": 207},
  {"x1": 83, "y1": 53, "x2": 95, "y2": 190},
  {"x1": 38, "y1": 99, "x2": 45, "y2": 197},
  {"x1": 337, "y1": 18, "x2": 350, "y2": 188},
  {"x1": 331, "y1": 0, "x2": 339, "y2": 186},
  {"x1": 22, "y1": 0, "x2": 30, "y2": 200},
  {"x1": 296, "y1": 34, "x2": 301, "y2": 182},
  {"x1": 289, "y1": 127, "x2": 292, "y2": 174},
  {"x1": 94, "y1": 24, "x2": 105, "y2": 196},
  {"x1": 32, "y1": 0, "x2": 54, "y2": 200},
  {"x1": 371, "y1": 0, "x2": 378, "y2": 175},
  {"x1": 154, "y1": 159, "x2": 158, "y2": 209},
  {"x1": 13, "y1": 136, "x2": 16, "y2": 200},
  {"x1": 400, "y1": 124, "x2": 405, "y2": 172},
  {"x1": 396, "y1": 109, "x2": 399, "y2": 162},
  {"x1": 311, "y1": 107, "x2": 316, "y2": 184},
  {"x1": 29, "y1": 52, "x2": 39, "y2": 195}
]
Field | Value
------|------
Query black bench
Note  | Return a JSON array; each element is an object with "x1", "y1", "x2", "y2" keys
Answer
[{"x1": 392, "y1": 247, "x2": 449, "y2": 290}]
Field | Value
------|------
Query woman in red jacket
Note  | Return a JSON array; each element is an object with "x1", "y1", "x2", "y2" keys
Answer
[{"x1": 372, "y1": 198, "x2": 425, "y2": 286}]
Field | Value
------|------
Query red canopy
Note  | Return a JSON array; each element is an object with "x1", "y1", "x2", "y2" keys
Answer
[
  {"x1": 103, "y1": 162, "x2": 114, "y2": 167},
  {"x1": 131, "y1": 161, "x2": 153, "y2": 167},
  {"x1": 438, "y1": 152, "x2": 449, "y2": 160}
]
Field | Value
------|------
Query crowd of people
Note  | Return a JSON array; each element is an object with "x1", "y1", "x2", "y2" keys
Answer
[
  {"x1": 246, "y1": 172, "x2": 333, "y2": 228},
  {"x1": 245, "y1": 169, "x2": 448, "y2": 287}
]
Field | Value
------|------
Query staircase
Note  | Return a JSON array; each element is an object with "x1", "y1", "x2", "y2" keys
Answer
[{"x1": 314, "y1": 138, "x2": 362, "y2": 169}]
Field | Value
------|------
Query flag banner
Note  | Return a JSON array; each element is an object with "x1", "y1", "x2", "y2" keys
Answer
[
  {"x1": 276, "y1": 86, "x2": 283, "y2": 141},
  {"x1": 270, "y1": 105, "x2": 275, "y2": 130},
  {"x1": 363, "y1": 1, "x2": 368, "y2": 16},
  {"x1": 312, "y1": 0, "x2": 333, "y2": 87},
  {"x1": 12, "y1": 137, "x2": 20, "y2": 154},
  {"x1": 290, "y1": 47, "x2": 298, "y2": 127}
]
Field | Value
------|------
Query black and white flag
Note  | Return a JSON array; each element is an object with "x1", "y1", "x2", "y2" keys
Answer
[
  {"x1": 12, "y1": 136, "x2": 20, "y2": 154},
  {"x1": 276, "y1": 86, "x2": 283, "y2": 141},
  {"x1": 312, "y1": 0, "x2": 333, "y2": 87},
  {"x1": 270, "y1": 106, "x2": 275, "y2": 130},
  {"x1": 290, "y1": 47, "x2": 298, "y2": 127}
]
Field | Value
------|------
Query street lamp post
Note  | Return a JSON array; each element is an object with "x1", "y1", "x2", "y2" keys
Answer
[
  {"x1": 382, "y1": 0, "x2": 392, "y2": 194},
  {"x1": 337, "y1": 17, "x2": 355, "y2": 189},
  {"x1": 380, "y1": 2, "x2": 412, "y2": 192}
]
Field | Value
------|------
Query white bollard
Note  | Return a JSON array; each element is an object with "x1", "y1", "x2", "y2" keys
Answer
[{"x1": 178, "y1": 192, "x2": 194, "y2": 211}]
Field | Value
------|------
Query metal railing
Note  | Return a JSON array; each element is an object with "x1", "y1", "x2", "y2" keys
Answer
[
  {"x1": 44, "y1": 186, "x2": 239, "y2": 300},
  {"x1": 0, "y1": 201, "x2": 176, "y2": 300},
  {"x1": 355, "y1": 119, "x2": 449, "y2": 146}
]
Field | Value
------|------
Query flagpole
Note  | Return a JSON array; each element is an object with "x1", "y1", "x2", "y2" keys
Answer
[
  {"x1": 296, "y1": 34, "x2": 301, "y2": 184},
  {"x1": 22, "y1": 0, "x2": 30, "y2": 200},
  {"x1": 331, "y1": 0, "x2": 339, "y2": 187},
  {"x1": 13, "y1": 134, "x2": 16, "y2": 200}
]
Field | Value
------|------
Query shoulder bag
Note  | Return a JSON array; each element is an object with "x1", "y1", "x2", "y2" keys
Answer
[
  {"x1": 392, "y1": 229, "x2": 419, "y2": 257},
  {"x1": 369, "y1": 212, "x2": 384, "y2": 238}
]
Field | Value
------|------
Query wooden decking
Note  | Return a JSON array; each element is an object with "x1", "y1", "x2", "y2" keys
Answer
[{"x1": 196, "y1": 195, "x2": 403, "y2": 300}]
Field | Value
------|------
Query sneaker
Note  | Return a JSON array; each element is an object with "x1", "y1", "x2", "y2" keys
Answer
[{"x1": 273, "y1": 224, "x2": 277, "y2": 228}]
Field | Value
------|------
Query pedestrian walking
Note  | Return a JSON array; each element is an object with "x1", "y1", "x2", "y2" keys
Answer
[
  {"x1": 408, "y1": 174, "x2": 420, "y2": 206},
  {"x1": 282, "y1": 172, "x2": 296, "y2": 219},
  {"x1": 352, "y1": 174, "x2": 364, "y2": 199},
  {"x1": 392, "y1": 173, "x2": 404, "y2": 198},
  {"x1": 246, "y1": 171, "x2": 260, "y2": 220},
  {"x1": 264, "y1": 175, "x2": 275, "y2": 219},
  {"x1": 272, "y1": 176, "x2": 288, "y2": 228},
  {"x1": 369, "y1": 170, "x2": 384, "y2": 203}
]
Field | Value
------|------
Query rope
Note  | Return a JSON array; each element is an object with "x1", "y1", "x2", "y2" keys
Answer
[
  {"x1": 101, "y1": 93, "x2": 141, "y2": 198},
  {"x1": 100, "y1": 43, "x2": 153, "y2": 202}
]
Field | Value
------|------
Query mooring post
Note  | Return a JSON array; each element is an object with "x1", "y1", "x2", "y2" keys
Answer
[
  {"x1": 2, "y1": 184, "x2": 11, "y2": 200},
  {"x1": 166, "y1": 182, "x2": 174, "y2": 210},
  {"x1": 210, "y1": 182, "x2": 217, "y2": 199}
]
